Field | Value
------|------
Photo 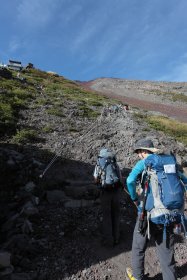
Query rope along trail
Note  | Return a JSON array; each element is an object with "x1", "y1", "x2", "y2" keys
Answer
[{"x1": 40, "y1": 107, "x2": 135, "y2": 178}]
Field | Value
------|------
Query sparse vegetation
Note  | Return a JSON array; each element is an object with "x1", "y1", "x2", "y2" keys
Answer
[
  {"x1": 0, "y1": 102, "x2": 15, "y2": 133},
  {"x1": 11, "y1": 128, "x2": 38, "y2": 144},
  {"x1": 134, "y1": 112, "x2": 146, "y2": 119},
  {"x1": 46, "y1": 108, "x2": 65, "y2": 117},
  {"x1": 0, "y1": 68, "x2": 111, "y2": 140},
  {"x1": 134, "y1": 112, "x2": 187, "y2": 145},
  {"x1": 1, "y1": 67, "x2": 186, "y2": 148},
  {"x1": 148, "y1": 89, "x2": 187, "y2": 103},
  {"x1": 1, "y1": 69, "x2": 187, "y2": 280},
  {"x1": 147, "y1": 116, "x2": 187, "y2": 145},
  {"x1": 42, "y1": 125, "x2": 54, "y2": 133},
  {"x1": 0, "y1": 79, "x2": 35, "y2": 135},
  {"x1": 78, "y1": 105, "x2": 100, "y2": 118}
]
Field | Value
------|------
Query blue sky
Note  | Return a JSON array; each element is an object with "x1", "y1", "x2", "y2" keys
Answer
[{"x1": 1, "y1": 0, "x2": 187, "y2": 82}]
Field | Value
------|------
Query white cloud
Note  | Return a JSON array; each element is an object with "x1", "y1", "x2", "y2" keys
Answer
[
  {"x1": 69, "y1": 6, "x2": 109, "y2": 53},
  {"x1": 71, "y1": 23, "x2": 98, "y2": 53},
  {"x1": 4, "y1": 0, "x2": 187, "y2": 82},
  {"x1": 17, "y1": 0, "x2": 59, "y2": 28},
  {"x1": 8, "y1": 38, "x2": 22, "y2": 52}
]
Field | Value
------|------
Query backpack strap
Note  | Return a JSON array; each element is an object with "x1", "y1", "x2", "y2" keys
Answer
[
  {"x1": 100, "y1": 159, "x2": 109, "y2": 183},
  {"x1": 138, "y1": 172, "x2": 150, "y2": 235},
  {"x1": 95, "y1": 158, "x2": 104, "y2": 184},
  {"x1": 96, "y1": 157, "x2": 110, "y2": 187}
]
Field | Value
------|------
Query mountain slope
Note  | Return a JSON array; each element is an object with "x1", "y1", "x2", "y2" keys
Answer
[
  {"x1": 0, "y1": 69, "x2": 187, "y2": 280},
  {"x1": 81, "y1": 78, "x2": 187, "y2": 122}
]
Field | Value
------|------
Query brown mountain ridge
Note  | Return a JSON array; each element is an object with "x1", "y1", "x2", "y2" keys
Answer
[{"x1": 81, "y1": 78, "x2": 187, "y2": 123}]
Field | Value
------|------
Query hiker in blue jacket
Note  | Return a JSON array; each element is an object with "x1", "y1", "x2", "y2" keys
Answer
[
  {"x1": 93, "y1": 148, "x2": 122, "y2": 247},
  {"x1": 125, "y1": 139, "x2": 187, "y2": 280}
]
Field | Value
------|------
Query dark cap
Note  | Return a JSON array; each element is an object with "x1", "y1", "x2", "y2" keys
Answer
[{"x1": 134, "y1": 139, "x2": 159, "y2": 153}]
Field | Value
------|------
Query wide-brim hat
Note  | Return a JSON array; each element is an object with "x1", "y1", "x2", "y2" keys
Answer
[
  {"x1": 134, "y1": 139, "x2": 160, "y2": 153},
  {"x1": 99, "y1": 148, "x2": 115, "y2": 158}
]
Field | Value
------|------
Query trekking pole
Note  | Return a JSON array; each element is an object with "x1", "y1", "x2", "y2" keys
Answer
[
  {"x1": 138, "y1": 173, "x2": 150, "y2": 233},
  {"x1": 39, "y1": 142, "x2": 66, "y2": 178},
  {"x1": 39, "y1": 154, "x2": 58, "y2": 178}
]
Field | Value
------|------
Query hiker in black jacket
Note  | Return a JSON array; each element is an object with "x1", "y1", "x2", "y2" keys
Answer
[{"x1": 93, "y1": 148, "x2": 122, "y2": 247}]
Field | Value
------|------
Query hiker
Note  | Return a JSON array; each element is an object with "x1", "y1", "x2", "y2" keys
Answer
[
  {"x1": 102, "y1": 107, "x2": 108, "y2": 117},
  {"x1": 17, "y1": 72, "x2": 20, "y2": 79},
  {"x1": 124, "y1": 104, "x2": 129, "y2": 111},
  {"x1": 125, "y1": 139, "x2": 187, "y2": 280},
  {"x1": 93, "y1": 148, "x2": 122, "y2": 247}
]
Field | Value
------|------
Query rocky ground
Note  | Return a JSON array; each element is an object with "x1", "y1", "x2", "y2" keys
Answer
[{"x1": 0, "y1": 86, "x2": 187, "y2": 279}]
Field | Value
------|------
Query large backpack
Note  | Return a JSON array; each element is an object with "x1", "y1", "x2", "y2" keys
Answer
[
  {"x1": 96, "y1": 156, "x2": 121, "y2": 189},
  {"x1": 143, "y1": 153, "x2": 186, "y2": 236}
]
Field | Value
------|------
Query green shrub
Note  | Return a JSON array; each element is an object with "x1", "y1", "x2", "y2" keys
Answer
[
  {"x1": 12, "y1": 88, "x2": 33, "y2": 99},
  {"x1": 46, "y1": 83, "x2": 63, "y2": 91},
  {"x1": 171, "y1": 93, "x2": 187, "y2": 103},
  {"x1": 87, "y1": 100, "x2": 103, "y2": 107},
  {"x1": 146, "y1": 116, "x2": 187, "y2": 145},
  {"x1": 69, "y1": 127, "x2": 79, "y2": 132},
  {"x1": 36, "y1": 98, "x2": 52, "y2": 106},
  {"x1": 42, "y1": 125, "x2": 54, "y2": 133},
  {"x1": 46, "y1": 108, "x2": 65, "y2": 117},
  {"x1": 0, "y1": 103, "x2": 14, "y2": 122},
  {"x1": 134, "y1": 112, "x2": 147, "y2": 119},
  {"x1": 0, "y1": 103, "x2": 15, "y2": 133},
  {"x1": 12, "y1": 129, "x2": 38, "y2": 144},
  {"x1": 78, "y1": 105, "x2": 100, "y2": 118}
]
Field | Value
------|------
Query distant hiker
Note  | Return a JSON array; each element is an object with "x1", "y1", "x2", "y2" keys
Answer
[
  {"x1": 112, "y1": 104, "x2": 119, "y2": 114},
  {"x1": 102, "y1": 107, "x2": 108, "y2": 117},
  {"x1": 17, "y1": 72, "x2": 20, "y2": 79},
  {"x1": 125, "y1": 139, "x2": 187, "y2": 280},
  {"x1": 124, "y1": 104, "x2": 129, "y2": 111},
  {"x1": 16, "y1": 71, "x2": 26, "y2": 81},
  {"x1": 93, "y1": 148, "x2": 122, "y2": 247}
]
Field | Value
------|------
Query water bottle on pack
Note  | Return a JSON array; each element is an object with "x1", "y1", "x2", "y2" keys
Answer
[{"x1": 173, "y1": 223, "x2": 182, "y2": 235}]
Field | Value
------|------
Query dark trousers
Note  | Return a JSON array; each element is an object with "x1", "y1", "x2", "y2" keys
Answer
[
  {"x1": 132, "y1": 218, "x2": 176, "y2": 280},
  {"x1": 100, "y1": 188, "x2": 120, "y2": 243}
]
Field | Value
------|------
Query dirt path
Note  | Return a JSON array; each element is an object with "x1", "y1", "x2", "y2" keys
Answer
[
  {"x1": 98, "y1": 91, "x2": 187, "y2": 123},
  {"x1": 30, "y1": 108, "x2": 187, "y2": 280},
  {"x1": 34, "y1": 194, "x2": 187, "y2": 280},
  {"x1": 81, "y1": 81, "x2": 187, "y2": 123}
]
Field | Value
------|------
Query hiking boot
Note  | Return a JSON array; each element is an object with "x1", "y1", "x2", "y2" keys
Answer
[
  {"x1": 126, "y1": 268, "x2": 149, "y2": 280},
  {"x1": 125, "y1": 267, "x2": 138, "y2": 280}
]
